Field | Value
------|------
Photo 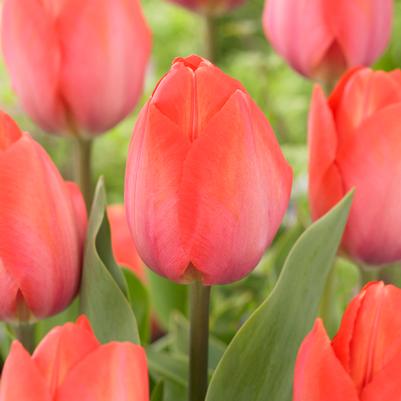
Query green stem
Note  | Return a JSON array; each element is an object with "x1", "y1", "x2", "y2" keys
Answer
[
  {"x1": 319, "y1": 266, "x2": 338, "y2": 337},
  {"x1": 12, "y1": 322, "x2": 35, "y2": 353},
  {"x1": 189, "y1": 281, "x2": 211, "y2": 401},
  {"x1": 204, "y1": 14, "x2": 217, "y2": 63},
  {"x1": 360, "y1": 266, "x2": 379, "y2": 287},
  {"x1": 72, "y1": 137, "x2": 93, "y2": 209}
]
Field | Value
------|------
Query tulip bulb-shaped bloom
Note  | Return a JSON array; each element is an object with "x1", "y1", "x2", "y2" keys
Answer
[
  {"x1": 263, "y1": 0, "x2": 392, "y2": 81},
  {"x1": 166, "y1": 0, "x2": 245, "y2": 15},
  {"x1": 125, "y1": 55, "x2": 292, "y2": 285},
  {"x1": 2, "y1": 0, "x2": 152, "y2": 136},
  {"x1": 0, "y1": 112, "x2": 87, "y2": 321},
  {"x1": 309, "y1": 68, "x2": 401, "y2": 266},
  {"x1": 0, "y1": 316, "x2": 149, "y2": 401},
  {"x1": 294, "y1": 282, "x2": 401, "y2": 400}
]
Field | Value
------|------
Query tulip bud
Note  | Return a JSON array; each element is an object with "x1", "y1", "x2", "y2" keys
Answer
[
  {"x1": 294, "y1": 282, "x2": 401, "y2": 400},
  {"x1": 1, "y1": 0, "x2": 152, "y2": 137},
  {"x1": 107, "y1": 204, "x2": 145, "y2": 281},
  {"x1": 125, "y1": 55, "x2": 292, "y2": 285},
  {"x1": 309, "y1": 68, "x2": 401, "y2": 266},
  {"x1": 263, "y1": 0, "x2": 392, "y2": 82},
  {"x1": 0, "y1": 112, "x2": 87, "y2": 321},
  {"x1": 166, "y1": 0, "x2": 245, "y2": 15},
  {"x1": 0, "y1": 316, "x2": 149, "y2": 401}
]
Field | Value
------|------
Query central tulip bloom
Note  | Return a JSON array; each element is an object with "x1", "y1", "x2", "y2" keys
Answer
[
  {"x1": 294, "y1": 282, "x2": 401, "y2": 401},
  {"x1": 166, "y1": 0, "x2": 245, "y2": 15},
  {"x1": 2, "y1": 0, "x2": 151, "y2": 136},
  {"x1": 0, "y1": 112, "x2": 87, "y2": 321},
  {"x1": 125, "y1": 55, "x2": 292, "y2": 285},
  {"x1": 0, "y1": 316, "x2": 149, "y2": 401},
  {"x1": 263, "y1": 0, "x2": 392, "y2": 81},
  {"x1": 309, "y1": 68, "x2": 401, "y2": 266}
]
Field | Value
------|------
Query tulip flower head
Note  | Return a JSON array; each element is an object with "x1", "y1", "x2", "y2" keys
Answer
[
  {"x1": 166, "y1": 0, "x2": 245, "y2": 15},
  {"x1": 125, "y1": 55, "x2": 292, "y2": 285},
  {"x1": 263, "y1": 0, "x2": 393, "y2": 82},
  {"x1": 294, "y1": 281, "x2": 401, "y2": 401},
  {"x1": 0, "y1": 112, "x2": 87, "y2": 322},
  {"x1": 0, "y1": 316, "x2": 149, "y2": 401},
  {"x1": 1, "y1": 0, "x2": 152, "y2": 137},
  {"x1": 309, "y1": 68, "x2": 401, "y2": 266}
]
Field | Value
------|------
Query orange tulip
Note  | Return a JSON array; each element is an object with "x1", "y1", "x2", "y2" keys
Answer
[
  {"x1": 0, "y1": 316, "x2": 149, "y2": 401},
  {"x1": 263, "y1": 0, "x2": 392, "y2": 81},
  {"x1": 2, "y1": 0, "x2": 151, "y2": 136},
  {"x1": 125, "y1": 55, "x2": 292, "y2": 285},
  {"x1": 309, "y1": 68, "x2": 401, "y2": 266},
  {"x1": 294, "y1": 282, "x2": 401, "y2": 401},
  {"x1": 0, "y1": 112, "x2": 86, "y2": 321},
  {"x1": 166, "y1": 0, "x2": 245, "y2": 15}
]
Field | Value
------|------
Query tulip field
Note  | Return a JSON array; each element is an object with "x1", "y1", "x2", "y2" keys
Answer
[{"x1": 2, "y1": 0, "x2": 401, "y2": 400}]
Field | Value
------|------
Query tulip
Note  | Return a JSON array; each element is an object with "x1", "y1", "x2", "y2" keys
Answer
[
  {"x1": 294, "y1": 281, "x2": 401, "y2": 401},
  {"x1": 0, "y1": 111, "x2": 87, "y2": 321},
  {"x1": 0, "y1": 316, "x2": 149, "y2": 401},
  {"x1": 263, "y1": 0, "x2": 392, "y2": 81},
  {"x1": 309, "y1": 68, "x2": 401, "y2": 266},
  {"x1": 1, "y1": 0, "x2": 152, "y2": 136},
  {"x1": 107, "y1": 204, "x2": 145, "y2": 281},
  {"x1": 125, "y1": 55, "x2": 292, "y2": 285},
  {"x1": 166, "y1": 0, "x2": 245, "y2": 15}
]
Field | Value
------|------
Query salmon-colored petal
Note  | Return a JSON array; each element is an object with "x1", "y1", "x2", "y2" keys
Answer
[
  {"x1": 293, "y1": 320, "x2": 359, "y2": 401},
  {"x1": 58, "y1": 0, "x2": 151, "y2": 134},
  {"x1": 56, "y1": 343, "x2": 149, "y2": 401},
  {"x1": 308, "y1": 86, "x2": 345, "y2": 222},
  {"x1": 107, "y1": 204, "x2": 145, "y2": 281},
  {"x1": 0, "y1": 341, "x2": 52, "y2": 401},
  {"x1": 65, "y1": 182, "x2": 87, "y2": 247},
  {"x1": 336, "y1": 104, "x2": 401, "y2": 264},
  {"x1": 1, "y1": 0, "x2": 65, "y2": 132},
  {"x1": 32, "y1": 317, "x2": 100, "y2": 396},
  {"x1": 125, "y1": 103, "x2": 191, "y2": 281},
  {"x1": 179, "y1": 90, "x2": 292, "y2": 284},
  {"x1": 263, "y1": 0, "x2": 334, "y2": 76}
]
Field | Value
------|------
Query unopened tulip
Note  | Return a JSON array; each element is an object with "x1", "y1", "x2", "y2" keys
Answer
[
  {"x1": 263, "y1": 0, "x2": 392, "y2": 81},
  {"x1": 0, "y1": 316, "x2": 149, "y2": 401},
  {"x1": 166, "y1": 0, "x2": 245, "y2": 15},
  {"x1": 309, "y1": 68, "x2": 401, "y2": 266},
  {"x1": 0, "y1": 112, "x2": 87, "y2": 321},
  {"x1": 107, "y1": 204, "x2": 145, "y2": 281},
  {"x1": 125, "y1": 55, "x2": 292, "y2": 285},
  {"x1": 2, "y1": 0, "x2": 152, "y2": 136},
  {"x1": 294, "y1": 281, "x2": 401, "y2": 401}
]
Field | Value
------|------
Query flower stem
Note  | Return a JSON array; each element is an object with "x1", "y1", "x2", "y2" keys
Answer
[
  {"x1": 12, "y1": 322, "x2": 35, "y2": 353},
  {"x1": 72, "y1": 136, "x2": 93, "y2": 209},
  {"x1": 189, "y1": 281, "x2": 211, "y2": 401},
  {"x1": 360, "y1": 266, "x2": 379, "y2": 287},
  {"x1": 204, "y1": 14, "x2": 217, "y2": 63}
]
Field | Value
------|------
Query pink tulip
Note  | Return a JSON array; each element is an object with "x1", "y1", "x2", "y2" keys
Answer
[
  {"x1": 166, "y1": 0, "x2": 245, "y2": 15},
  {"x1": 2, "y1": 0, "x2": 152, "y2": 136},
  {"x1": 263, "y1": 0, "x2": 392, "y2": 81},
  {"x1": 0, "y1": 316, "x2": 149, "y2": 401},
  {"x1": 0, "y1": 111, "x2": 87, "y2": 321},
  {"x1": 125, "y1": 55, "x2": 292, "y2": 285}
]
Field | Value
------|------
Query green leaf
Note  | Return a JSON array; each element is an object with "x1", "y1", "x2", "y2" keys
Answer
[
  {"x1": 147, "y1": 270, "x2": 188, "y2": 330},
  {"x1": 151, "y1": 381, "x2": 165, "y2": 401},
  {"x1": 206, "y1": 191, "x2": 353, "y2": 401},
  {"x1": 123, "y1": 268, "x2": 151, "y2": 344},
  {"x1": 80, "y1": 178, "x2": 139, "y2": 344}
]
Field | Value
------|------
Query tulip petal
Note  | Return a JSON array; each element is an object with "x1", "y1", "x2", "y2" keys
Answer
[
  {"x1": 65, "y1": 182, "x2": 87, "y2": 246},
  {"x1": 1, "y1": 0, "x2": 65, "y2": 132},
  {"x1": 32, "y1": 316, "x2": 99, "y2": 396},
  {"x1": 125, "y1": 103, "x2": 191, "y2": 281},
  {"x1": 58, "y1": 0, "x2": 151, "y2": 133},
  {"x1": 179, "y1": 90, "x2": 292, "y2": 284},
  {"x1": 336, "y1": 104, "x2": 401, "y2": 263},
  {"x1": 263, "y1": 0, "x2": 333, "y2": 76},
  {"x1": 308, "y1": 86, "x2": 345, "y2": 221},
  {"x1": 56, "y1": 343, "x2": 149, "y2": 401},
  {"x1": 0, "y1": 341, "x2": 52, "y2": 401},
  {"x1": 293, "y1": 320, "x2": 359, "y2": 401}
]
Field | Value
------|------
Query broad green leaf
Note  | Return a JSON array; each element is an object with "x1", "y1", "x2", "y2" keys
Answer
[
  {"x1": 206, "y1": 191, "x2": 353, "y2": 401},
  {"x1": 147, "y1": 270, "x2": 188, "y2": 330},
  {"x1": 123, "y1": 268, "x2": 151, "y2": 344},
  {"x1": 151, "y1": 381, "x2": 165, "y2": 401},
  {"x1": 80, "y1": 178, "x2": 139, "y2": 344}
]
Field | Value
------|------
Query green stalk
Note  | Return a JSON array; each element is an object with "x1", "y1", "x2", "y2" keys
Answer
[
  {"x1": 12, "y1": 322, "x2": 35, "y2": 353},
  {"x1": 189, "y1": 281, "x2": 211, "y2": 401},
  {"x1": 204, "y1": 14, "x2": 217, "y2": 63}
]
